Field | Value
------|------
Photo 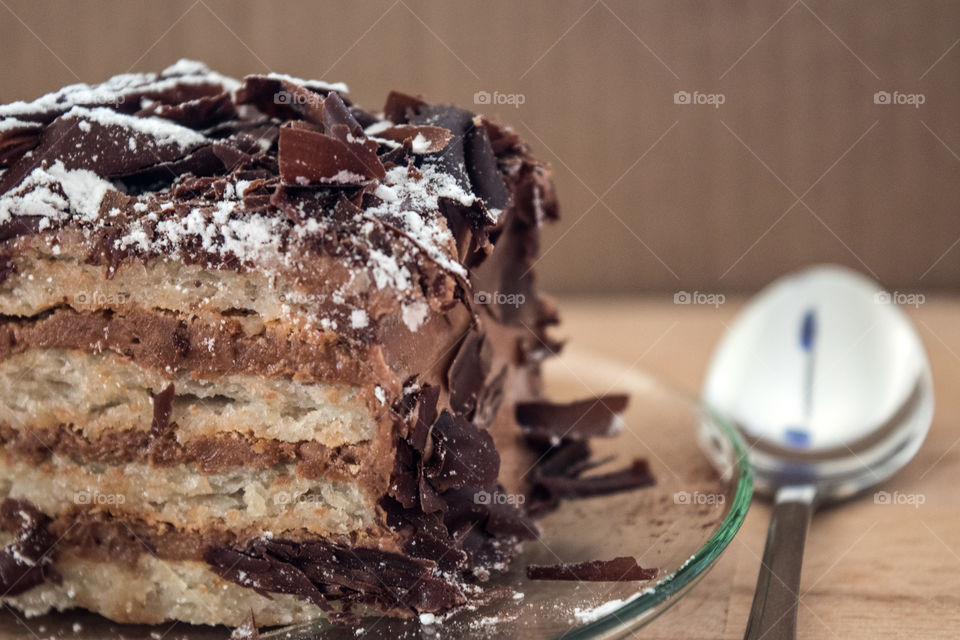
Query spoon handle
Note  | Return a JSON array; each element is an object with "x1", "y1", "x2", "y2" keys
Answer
[{"x1": 744, "y1": 485, "x2": 816, "y2": 640}]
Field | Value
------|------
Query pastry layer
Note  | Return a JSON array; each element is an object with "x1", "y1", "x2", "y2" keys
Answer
[
  {"x1": 0, "y1": 348, "x2": 377, "y2": 446},
  {"x1": 0, "y1": 232, "x2": 401, "y2": 331},
  {"x1": 1, "y1": 548, "x2": 325, "y2": 627},
  {"x1": 0, "y1": 454, "x2": 374, "y2": 536}
]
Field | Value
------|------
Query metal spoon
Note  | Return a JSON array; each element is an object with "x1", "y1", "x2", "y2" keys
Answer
[{"x1": 699, "y1": 264, "x2": 934, "y2": 640}]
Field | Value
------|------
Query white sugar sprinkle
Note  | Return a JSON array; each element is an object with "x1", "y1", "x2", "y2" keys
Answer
[
  {"x1": 401, "y1": 300, "x2": 429, "y2": 332},
  {"x1": 0, "y1": 59, "x2": 238, "y2": 120},
  {"x1": 410, "y1": 133, "x2": 431, "y2": 153},
  {"x1": 62, "y1": 106, "x2": 207, "y2": 151},
  {"x1": 264, "y1": 72, "x2": 348, "y2": 94},
  {"x1": 350, "y1": 309, "x2": 369, "y2": 329},
  {"x1": 0, "y1": 160, "x2": 112, "y2": 226}
]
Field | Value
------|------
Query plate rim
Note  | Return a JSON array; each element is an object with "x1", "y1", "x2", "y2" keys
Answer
[{"x1": 550, "y1": 357, "x2": 755, "y2": 639}]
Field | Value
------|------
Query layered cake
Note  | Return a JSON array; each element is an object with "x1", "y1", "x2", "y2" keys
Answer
[{"x1": 0, "y1": 62, "x2": 642, "y2": 629}]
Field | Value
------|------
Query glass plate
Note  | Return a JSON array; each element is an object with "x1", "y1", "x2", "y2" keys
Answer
[{"x1": 0, "y1": 348, "x2": 751, "y2": 640}]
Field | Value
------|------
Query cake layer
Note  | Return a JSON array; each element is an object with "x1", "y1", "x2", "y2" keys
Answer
[
  {"x1": 0, "y1": 231, "x2": 410, "y2": 332},
  {"x1": 0, "y1": 454, "x2": 374, "y2": 535},
  {"x1": 0, "y1": 348, "x2": 378, "y2": 446},
  {"x1": 0, "y1": 302, "x2": 472, "y2": 390}
]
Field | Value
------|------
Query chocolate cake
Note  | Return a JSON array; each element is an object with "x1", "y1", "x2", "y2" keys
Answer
[{"x1": 0, "y1": 61, "x2": 640, "y2": 629}]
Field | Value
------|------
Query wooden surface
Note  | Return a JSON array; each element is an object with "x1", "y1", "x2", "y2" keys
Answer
[
  {"x1": 558, "y1": 295, "x2": 960, "y2": 639},
  {"x1": 2, "y1": 0, "x2": 960, "y2": 293}
]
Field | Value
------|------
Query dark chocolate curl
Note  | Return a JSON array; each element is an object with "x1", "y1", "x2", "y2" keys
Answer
[
  {"x1": 375, "y1": 125, "x2": 453, "y2": 154},
  {"x1": 527, "y1": 556, "x2": 658, "y2": 582},
  {"x1": 534, "y1": 458, "x2": 655, "y2": 499},
  {"x1": 204, "y1": 546, "x2": 332, "y2": 611},
  {"x1": 464, "y1": 122, "x2": 510, "y2": 211},
  {"x1": 447, "y1": 331, "x2": 492, "y2": 415},
  {"x1": 236, "y1": 75, "x2": 344, "y2": 125},
  {"x1": 0, "y1": 499, "x2": 62, "y2": 595},
  {"x1": 424, "y1": 411, "x2": 500, "y2": 492},
  {"x1": 137, "y1": 92, "x2": 237, "y2": 130},
  {"x1": 277, "y1": 124, "x2": 385, "y2": 186},
  {"x1": 0, "y1": 120, "x2": 42, "y2": 167},
  {"x1": 517, "y1": 394, "x2": 629, "y2": 441},
  {"x1": 382, "y1": 91, "x2": 427, "y2": 124},
  {"x1": 205, "y1": 539, "x2": 465, "y2": 615}
]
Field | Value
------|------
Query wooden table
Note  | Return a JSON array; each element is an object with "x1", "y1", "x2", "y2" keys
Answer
[{"x1": 558, "y1": 296, "x2": 960, "y2": 639}]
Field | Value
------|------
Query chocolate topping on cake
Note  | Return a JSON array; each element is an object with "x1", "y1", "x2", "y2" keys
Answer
[{"x1": 0, "y1": 60, "x2": 553, "y2": 328}]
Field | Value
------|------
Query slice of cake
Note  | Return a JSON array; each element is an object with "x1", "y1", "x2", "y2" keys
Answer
[{"x1": 0, "y1": 61, "x2": 563, "y2": 626}]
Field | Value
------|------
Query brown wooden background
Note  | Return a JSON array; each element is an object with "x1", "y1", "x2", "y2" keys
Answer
[{"x1": 2, "y1": 0, "x2": 959, "y2": 294}]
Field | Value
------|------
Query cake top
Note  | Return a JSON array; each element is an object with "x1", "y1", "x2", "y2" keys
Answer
[{"x1": 0, "y1": 61, "x2": 555, "y2": 322}]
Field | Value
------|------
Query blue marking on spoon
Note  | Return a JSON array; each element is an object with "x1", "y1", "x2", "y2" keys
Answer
[
  {"x1": 784, "y1": 428, "x2": 811, "y2": 448},
  {"x1": 788, "y1": 309, "x2": 817, "y2": 448},
  {"x1": 800, "y1": 309, "x2": 817, "y2": 351}
]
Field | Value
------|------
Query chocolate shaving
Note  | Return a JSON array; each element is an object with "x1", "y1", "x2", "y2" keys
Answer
[
  {"x1": 236, "y1": 75, "x2": 341, "y2": 125},
  {"x1": 277, "y1": 123, "x2": 384, "y2": 186},
  {"x1": 410, "y1": 104, "x2": 473, "y2": 191},
  {"x1": 534, "y1": 458, "x2": 654, "y2": 499},
  {"x1": 375, "y1": 125, "x2": 453, "y2": 154},
  {"x1": 0, "y1": 120, "x2": 42, "y2": 167},
  {"x1": 464, "y1": 122, "x2": 510, "y2": 211},
  {"x1": 517, "y1": 394, "x2": 629, "y2": 442},
  {"x1": 382, "y1": 91, "x2": 427, "y2": 125},
  {"x1": 206, "y1": 538, "x2": 466, "y2": 616},
  {"x1": 0, "y1": 499, "x2": 62, "y2": 595},
  {"x1": 527, "y1": 557, "x2": 657, "y2": 582},
  {"x1": 0, "y1": 108, "x2": 206, "y2": 194},
  {"x1": 424, "y1": 411, "x2": 499, "y2": 492},
  {"x1": 447, "y1": 331, "x2": 492, "y2": 416},
  {"x1": 137, "y1": 92, "x2": 237, "y2": 130}
]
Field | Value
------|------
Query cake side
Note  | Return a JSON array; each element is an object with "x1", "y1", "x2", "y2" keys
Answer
[{"x1": 0, "y1": 61, "x2": 559, "y2": 625}]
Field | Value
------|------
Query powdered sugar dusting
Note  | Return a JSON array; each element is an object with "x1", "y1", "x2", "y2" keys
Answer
[
  {"x1": 62, "y1": 106, "x2": 207, "y2": 151},
  {"x1": 0, "y1": 160, "x2": 113, "y2": 228},
  {"x1": 410, "y1": 133, "x2": 431, "y2": 154},
  {"x1": 350, "y1": 309, "x2": 369, "y2": 329},
  {"x1": 117, "y1": 183, "x2": 284, "y2": 264},
  {"x1": 402, "y1": 300, "x2": 430, "y2": 332},
  {"x1": 0, "y1": 59, "x2": 238, "y2": 121},
  {"x1": 0, "y1": 117, "x2": 38, "y2": 132},
  {"x1": 264, "y1": 72, "x2": 348, "y2": 95},
  {"x1": 363, "y1": 163, "x2": 472, "y2": 281}
]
